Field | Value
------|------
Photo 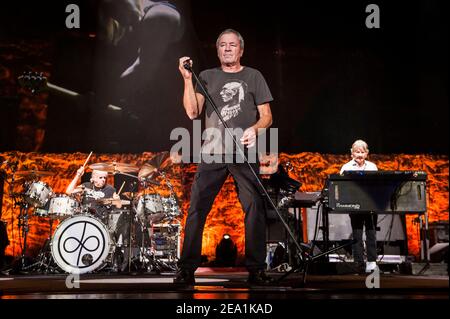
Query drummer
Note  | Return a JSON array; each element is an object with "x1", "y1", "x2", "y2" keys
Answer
[{"x1": 66, "y1": 166, "x2": 120, "y2": 216}]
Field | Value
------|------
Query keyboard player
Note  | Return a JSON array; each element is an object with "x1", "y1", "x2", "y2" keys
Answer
[{"x1": 340, "y1": 139, "x2": 378, "y2": 274}]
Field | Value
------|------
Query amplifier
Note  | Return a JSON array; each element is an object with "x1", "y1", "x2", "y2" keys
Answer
[{"x1": 326, "y1": 171, "x2": 427, "y2": 213}]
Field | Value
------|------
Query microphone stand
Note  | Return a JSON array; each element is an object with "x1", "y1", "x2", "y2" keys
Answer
[{"x1": 184, "y1": 62, "x2": 311, "y2": 286}]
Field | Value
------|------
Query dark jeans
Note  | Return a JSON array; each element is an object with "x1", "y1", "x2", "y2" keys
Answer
[
  {"x1": 178, "y1": 162, "x2": 267, "y2": 271},
  {"x1": 350, "y1": 213, "x2": 378, "y2": 263}
]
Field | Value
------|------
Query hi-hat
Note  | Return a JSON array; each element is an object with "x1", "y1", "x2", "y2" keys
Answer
[
  {"x1": 15, "y1": 170, "x2": 56, "y2": 177},
  {"x1": 89, "y1": 162, "x2": 139, "y2": 174}
]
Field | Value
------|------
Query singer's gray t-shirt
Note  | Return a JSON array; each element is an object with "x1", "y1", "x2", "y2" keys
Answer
[{"x1": 196, "y1": 66, "x2": 273, "y2": 155}]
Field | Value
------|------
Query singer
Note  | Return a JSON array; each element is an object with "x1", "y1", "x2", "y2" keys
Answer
[{"x1": 175, "y1": 29, "x2": 274, "y2": 285}]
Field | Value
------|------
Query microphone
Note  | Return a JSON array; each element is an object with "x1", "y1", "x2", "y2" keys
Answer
[{"x1": 183, "y1": 59, "x2": 192, "y2": 72}]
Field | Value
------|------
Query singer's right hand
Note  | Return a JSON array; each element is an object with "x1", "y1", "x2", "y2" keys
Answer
[{"x1": 179, "y1": 57, "x2": 193, "y2": 80}]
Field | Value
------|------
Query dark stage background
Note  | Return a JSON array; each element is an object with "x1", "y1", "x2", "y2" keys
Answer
[{"x1": 0, "y1": 0, "x2": 448, "y2": 154}]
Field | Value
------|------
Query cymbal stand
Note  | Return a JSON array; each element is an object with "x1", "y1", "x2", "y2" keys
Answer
[
  {"x1": 3, "y1": 163, "x2": 33, "y2": 274},
  {"x1": 129, "y1": 216, "x2": 154, "y2": 273},
  {"x1": 127, "y1": 209, "x2": 133, "y2": 272},
  {"x1": 28, "y1": 218, "x2": 59, "y2": 273},
  {"x1": 15, "y1": 201, "x2": 31, "y2": 273},
  {"x1": 138, "y1": 177, "x2": 153, "y2": 272},
  {"x1": 162, "y1": 172, "x2": 175, "y2": 197},
  {"x1": 107, "y1": 200, "x2": 137, "y2": 273},
  {"x1": 119, "y1": 201, "x2": 150, "y2": 273},
  {"x1": 159, "y1": 171, "x2": 181, "y2": 219},
  {"x1": 140, "y1": 221, "x2": 153, "y2": 272}
]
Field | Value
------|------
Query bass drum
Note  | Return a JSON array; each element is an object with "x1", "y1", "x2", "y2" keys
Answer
[{"x1": 50, "y1": 214, "x2": 112, "y2": 274}]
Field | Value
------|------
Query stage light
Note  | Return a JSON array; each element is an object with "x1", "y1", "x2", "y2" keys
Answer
[{"x1": 215, "y1": 234, "x2": 237, "y2": 267}]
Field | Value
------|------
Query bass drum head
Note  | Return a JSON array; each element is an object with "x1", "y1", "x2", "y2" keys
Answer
[{"x1": 51, "y1": 214, "x2": 111, "y2": 274}]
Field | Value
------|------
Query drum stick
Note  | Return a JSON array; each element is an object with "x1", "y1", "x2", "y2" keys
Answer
[
  {"x1": 117, "y1": 181, "x2": 126, "y2": 195},
  {"x1": 82, "y1": 151, "x2": 93, "y2": 168}
]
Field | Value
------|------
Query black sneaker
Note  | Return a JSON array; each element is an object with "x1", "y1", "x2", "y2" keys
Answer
[
  {"x1": 247, "y1": 270, "x2": 275, "y2": 285},
  {"x1": 173, "y1": 268, "x2": 195, "y2": 285}
]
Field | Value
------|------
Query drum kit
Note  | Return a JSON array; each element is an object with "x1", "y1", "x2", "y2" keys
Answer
[{"x1": 7, "y1": 152, "x2": 182, "y2": 275}]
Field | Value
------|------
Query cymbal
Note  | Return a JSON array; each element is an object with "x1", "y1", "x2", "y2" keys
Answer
[
  {"x1": 89, "y1": 162, "x2": 139, "y2": 173},
  {"x1": 138, "y1": 163, "x2": 157, "y2": 179},
  {"x1": 138, "y1": 152, "x2": 171, "y2": 179},
  {"x1": 149, "y1": 152, "x2": 171, "y2": 170},
  {"x1": 15, "y1": 170, "x2": 55, "y2": 177}
]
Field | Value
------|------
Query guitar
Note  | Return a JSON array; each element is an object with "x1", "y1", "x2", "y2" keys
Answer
[
  {"x1": 18, "y1": 71, "x2": 80, "y2": 97},
  {"x1": 17, "y1": 71, "x2": 122, "y2": 110}
]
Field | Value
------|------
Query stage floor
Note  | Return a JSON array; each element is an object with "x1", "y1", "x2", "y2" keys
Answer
[{"x1": 0, "y1": 267, "x2": 448, "y2": 300}]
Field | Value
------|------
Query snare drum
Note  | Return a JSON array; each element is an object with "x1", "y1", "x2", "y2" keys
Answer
[
  {"x1": 50, "y1": 214, "x2": 112, "y2": 274},
  {"x1": 48, "y1": 194, "x2": 80, "y2": 219},
  {"x1": 24, "y1": 181, "x2": 53, "y2": 208}
]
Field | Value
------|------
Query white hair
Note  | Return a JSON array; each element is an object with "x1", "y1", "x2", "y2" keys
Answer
[
  {"x1": 351, "y1": 139, "x2": 369, "y2": 153},
  {"x1": 90, "y1": 169, "x2": 108, "y2": 182}
]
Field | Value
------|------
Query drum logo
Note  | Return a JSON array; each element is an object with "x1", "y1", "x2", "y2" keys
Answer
[
  {"x1": 60, "y1": 221, "x2": 104, "y2": 266},
  {"x1": 53, "y1": 217, "x2": 109, "y2": 274}
]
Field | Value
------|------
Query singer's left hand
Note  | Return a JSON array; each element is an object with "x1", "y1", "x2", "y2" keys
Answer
[{"x1": 240, "y1": 127, "x2": 257, "y2": 148}]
